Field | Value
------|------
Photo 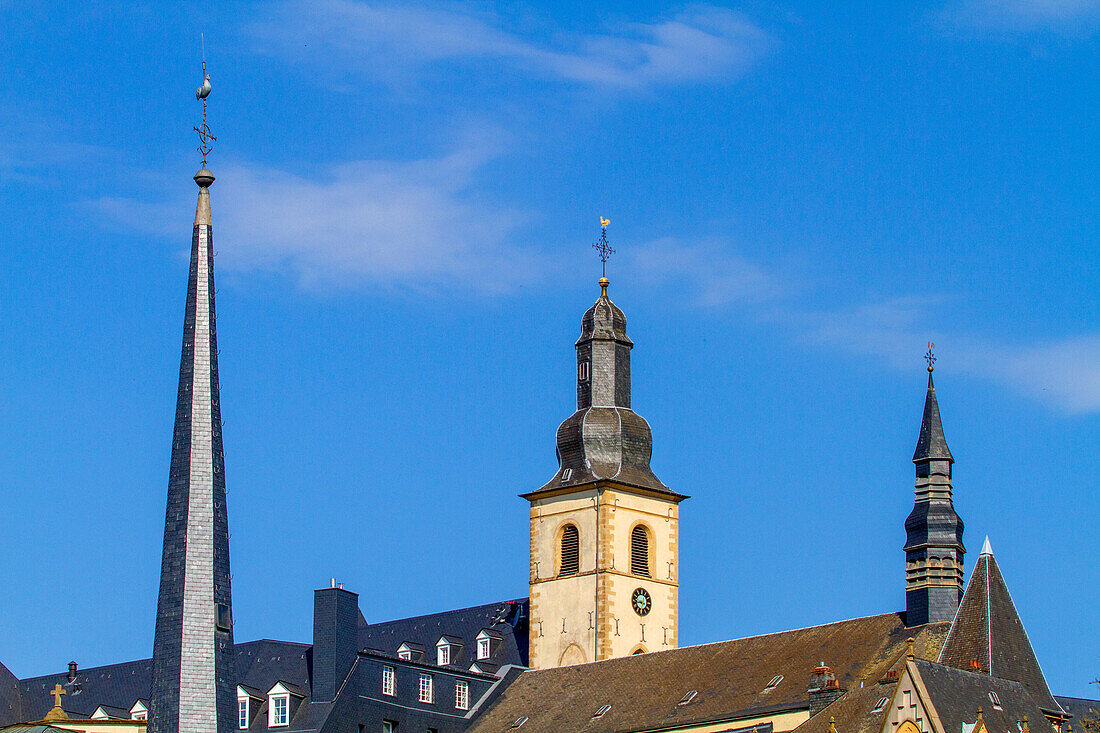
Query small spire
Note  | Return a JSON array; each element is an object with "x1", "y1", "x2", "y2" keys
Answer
[
  {"x1": 829, "y1": 716, "x2": 836, "y2": 733},
  {"x1": 907, "y1": 637, "x2": 915, "y2": 660},
  {"x1": 980, "y1": 536, "x2": 993, "y2": 557},
  {"x1": 913, "y1": 348, "x2": 953, "y2": 464}
]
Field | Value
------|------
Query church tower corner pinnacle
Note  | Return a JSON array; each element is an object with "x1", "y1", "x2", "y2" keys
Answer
[
  {"x1": 525, "y1": 222, "x2": 686, "y2": 671},
  {"x1": 904, "y1": 348, "x2": 965, "y2": 627},
  {"x1": 150, "y1": 63, "x2": 236, "y2": 733}
]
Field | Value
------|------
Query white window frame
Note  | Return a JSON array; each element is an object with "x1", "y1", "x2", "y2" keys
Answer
[
  {"x1": 437, "y1": 644, "x2": 450, "y2": 666},
  {"x1": 131, "y1": 712, "x2": 147, "y2": 721},
  {"x1": 398, "y1": 650, "x2": 412, "y2": 660},
  {"x1": 477, "y1": 637, "x2": 491, "y2": 660},
  {"x1": 237, "y1": 698, "x2": 249, "y2": 729},
  {"x1": 455, "y1": 680, "x2": 469, "y2": 711},
  {"x1": 382, "y1": 665, "x2": 395, "y2": 696},
  {"x1": 418, "y1": 673, "x2": 434, "y2": 704},
  {"x1": 382, "y1": 722, "x2": 396, "y2": 733},
  {"x1": 269, "y1": 694, "x2": 289, "y2": 727}
]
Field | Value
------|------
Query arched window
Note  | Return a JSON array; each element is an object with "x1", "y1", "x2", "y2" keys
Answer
[
  {"x1": 631, "y1": 525, "x2": 651, "y2": 577},
  {"x1": 559, "y1": 524, "x2": 579, "y2": 576}
]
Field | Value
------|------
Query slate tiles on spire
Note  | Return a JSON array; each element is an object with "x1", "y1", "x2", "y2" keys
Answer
[
  {"x1": 938, "y1": 548, "x2": 1061, "y2": 714},
  {"x1": 913, "y1": 373, "x2": 953, "y2": 464}
]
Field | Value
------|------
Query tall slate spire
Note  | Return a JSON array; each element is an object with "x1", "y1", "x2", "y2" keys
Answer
[
  {"x1": 904, "y1": 363, "x2": 965, "y2": 626},
  {"x1": 150, "y1": 72, "x2": 235, "y2": 733}
]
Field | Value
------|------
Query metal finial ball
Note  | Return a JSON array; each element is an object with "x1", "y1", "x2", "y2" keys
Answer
[{"x1": 194, "y1": 168, "x2": 215, "y2": 188}]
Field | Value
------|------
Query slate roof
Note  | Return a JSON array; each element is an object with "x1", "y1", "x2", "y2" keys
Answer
[
  {"x1": 1055, "y1": 697, "x2": 1100, "y2": 733},
  {"x1": 359, "y1": 599, "x2": 528, "y2": 670},
  {"x1": 0, "y1": 662, "x2": 24, "y2": 724},
  {"x1": 469, "y1": 613, "x2": 950, "y2": 733},
  {"x1": 913, "y1": 373, "x2": 953, "y2": 463},
  {"x1": 914, "y1": 660, "x2": 1056, "y2": 733},
  {"x1": 10, "y1": 640, "x2": 310, "y2": 726},
  {"x1": 937, "y1": 549, "x2": 1060, "y2": 713}
]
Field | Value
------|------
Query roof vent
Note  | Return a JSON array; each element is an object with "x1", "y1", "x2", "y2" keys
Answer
[
  {"x1": 510, "y1": 716, "x2": 528, "y2": 729},
  {"x1": 67, "y1": 662, "x2": 78, "y2": 683},
  {"x1": 593, "y1": 705, "x2": 611, "y2": 719},
  {"x1": 989, "y1": 692, "x2": 1002, "y2": 711},
  {"x1": 678, "y1": 690, "x2": 698, "y2": 705},
  {"x1": 764, "y1": 674, "x2": 784, "y2": 691},
  {"x1": 872, "y1": 697, "x2": 890, "y2": 713}
]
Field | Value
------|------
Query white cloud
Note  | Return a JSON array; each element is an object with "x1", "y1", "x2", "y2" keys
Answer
[
  {"x1": 250, "y1": 1, "x2": 774, "y2": 90},
  {"x1": 942, "y1": 0, "x2": 1100, "y2": 33},
  {"x1": 629, "y1": 237, "x2": 781, "y2": 307},
  {"x1": 803, "y1": 297, "x2": 1100, "y2": 413},
  {"x1": 92, "y1": 137, "x2": 543, "y2": 293}
]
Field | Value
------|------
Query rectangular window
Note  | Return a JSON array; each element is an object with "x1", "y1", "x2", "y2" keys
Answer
[
  {"x1": 382, "y1": 666, "x2": 395, "y2": 696},
  {"x1": 270, "y1": 695, "x2": 289, "y2": 727},
  {"x1": 438, "y1": 645, "x2": 450, "y2": 666},
  {"x1": 238, "y1": 698, "x2": 249, "y2": 729},
  {"x1": 477, "y1": 638, "x2": 491, "y2": 660},
  {"x1": 418, "y1": 674, "x2": 434, "y2": 703},
  {"x1": 578, "y1": 361, "x2": 590, "y2": 381},
  {"x1": 455, "y1": 681, "x2": 469, "y2": 711},
  {"x1": 382, "y1": 722, "x2": 396, "y2": 733}
]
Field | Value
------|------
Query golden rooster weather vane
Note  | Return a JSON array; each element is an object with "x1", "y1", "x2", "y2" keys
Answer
[{"x1": 593, "y1": 217, "x2": 615, "y2": 278}]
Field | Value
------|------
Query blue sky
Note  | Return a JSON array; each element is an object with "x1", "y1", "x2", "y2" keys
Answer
[{"x1": 1, "y1": 0, "x2": 1098, "y2": 698}]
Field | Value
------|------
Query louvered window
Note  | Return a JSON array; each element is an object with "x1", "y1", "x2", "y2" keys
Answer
[
  {"x1": 631, "y1": 525, "x2": 651, "y2": 577},
  {"x1": 559, "y1": 525, "x2": 580, "y2": 576}
]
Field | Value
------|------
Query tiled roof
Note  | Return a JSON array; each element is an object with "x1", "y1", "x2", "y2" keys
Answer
[
  {"x1": 470, "y1": 613, "x2": 949, "y2": 733},
  {"x1": 937, "y1": 551, "x2": 1060, "y2": 713}
]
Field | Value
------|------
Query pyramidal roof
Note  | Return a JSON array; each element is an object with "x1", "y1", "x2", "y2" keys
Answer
[
  {"x1": 913, "y1": 371, "x2": 954, "y2": 463},
  {"x1": 937, "y1": 539, "x2": 1060, "y2": 713}
]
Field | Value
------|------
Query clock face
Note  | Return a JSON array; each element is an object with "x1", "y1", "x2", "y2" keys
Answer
[{"x1": 631, "y1": 588, "x2": 652, "y2": 616}]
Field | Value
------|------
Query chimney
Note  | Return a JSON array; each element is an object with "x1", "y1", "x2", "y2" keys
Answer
[
  {"x1": 808, "y1": 663, "x2": 846, "y2": 717},
  {"x1": 312, "y1": 583, "x2": 360, "y2": 703},
  {"x1": 67, "y1": 662, "x2": 78, "y2": 683}
]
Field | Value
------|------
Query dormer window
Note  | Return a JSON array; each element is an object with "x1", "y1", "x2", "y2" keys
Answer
[
  {"x1": 236, "y1": 685, "x2": 262, "y2": 730},
  {"x1": 129, "y1": 701, "x2": 149, "y2": 721},
  {"x1": 436, "y1": 636, "x2": 462, "y2": 667},
  {"x1": 476, "y1": 629, "x2": 502, "y2": 660},
  {"x1": 269, "y1": 694, "x2": 289, "y2": 727},
  {"x1": 265, "y1": 682, "x2": 303, "y2": 728},
  {"x1": 397, "y1": 642, "x2": 425, "y2": 662}
]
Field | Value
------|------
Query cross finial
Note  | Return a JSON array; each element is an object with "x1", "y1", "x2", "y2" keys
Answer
[
  {"x1": 193, "y1": 35, "x2": 215, "y2": 170},
  {"x1": 50, "y1": 684, "x2": 65, "y2": 708},
  {"x1": 924, "y1": 342, "x2": 935, "y2": 373},
  {"x1": 593, "y1": 218, "x2": 615, "y2": 278},
  {"x1": 44, "y1": 683, "x2": 70, "y2": 721}
]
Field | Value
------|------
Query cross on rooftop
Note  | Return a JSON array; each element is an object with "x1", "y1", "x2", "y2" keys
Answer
[
  {"x1": 592, "y1": 218, "x2": 615, "y2": 277},
  {"x1": 50, "y1": 684, "x2": 65, "y2": 708}
]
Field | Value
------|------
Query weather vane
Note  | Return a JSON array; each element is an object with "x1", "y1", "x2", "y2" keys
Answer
[
  {"x1": 193, "y1": 34, "x2": 215, "y2": 168},
  {"x1": 593, "y1": 217, "x2": 615, "y2": 277},
  {"x1": 925, "y1": 342, "x2": 935, "y2": 373}
]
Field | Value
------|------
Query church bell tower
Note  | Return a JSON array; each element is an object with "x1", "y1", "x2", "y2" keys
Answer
[
  {"x1": 524, "y1": 228, "x2": 687, "y2": 668},
  {"x1": 904, "y1": 348, "x2": 965, "y2": 626}
]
